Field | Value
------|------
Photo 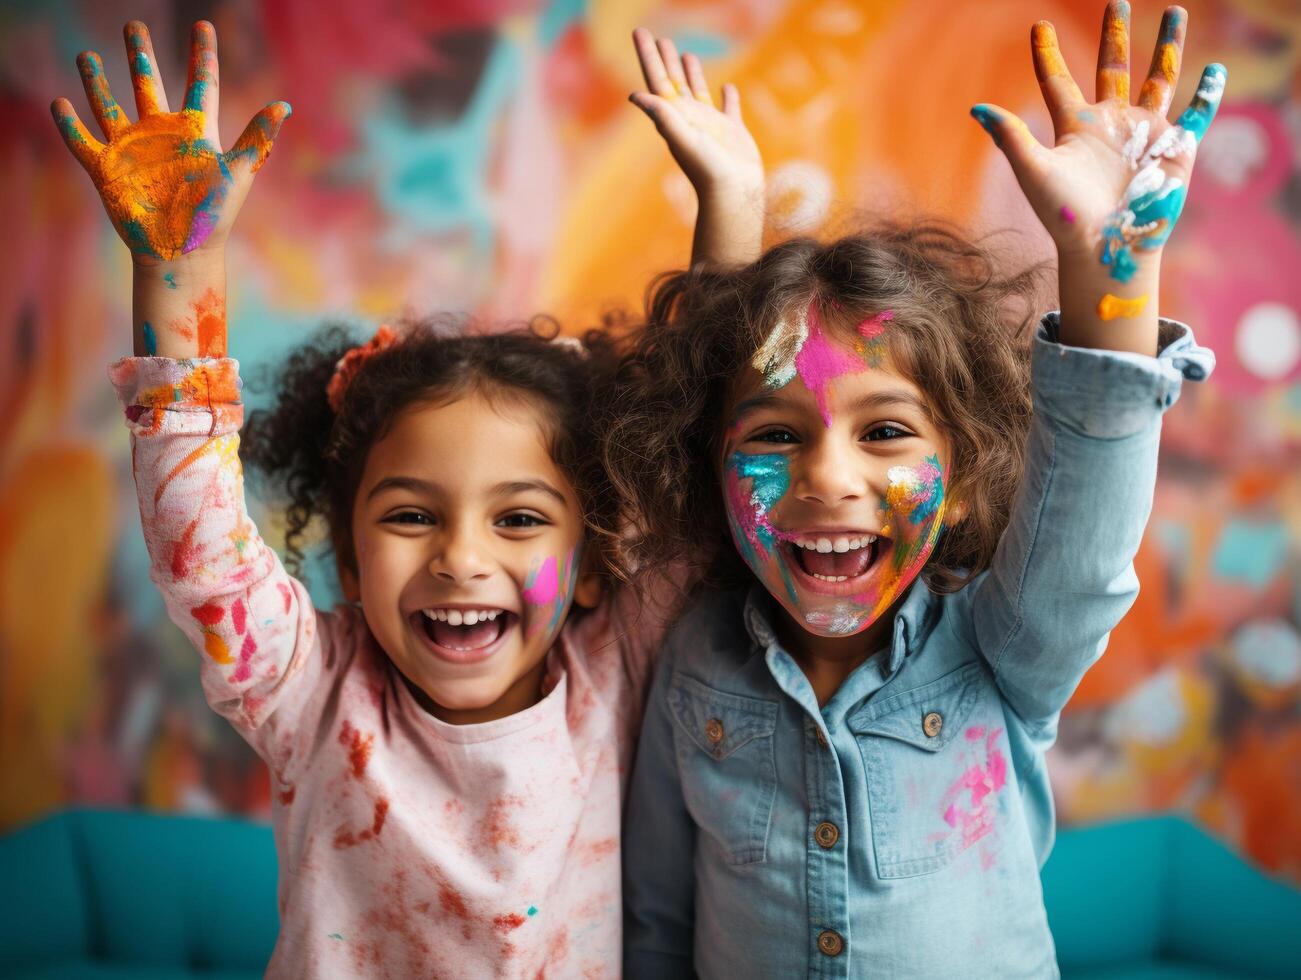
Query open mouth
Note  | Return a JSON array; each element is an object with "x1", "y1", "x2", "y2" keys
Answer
[
  {"x1": 783, "y1": 533, "x2": 889, "y2": 595},
  {"x1": 412, "y1": 607, "x2": 516, "y2": 664}
]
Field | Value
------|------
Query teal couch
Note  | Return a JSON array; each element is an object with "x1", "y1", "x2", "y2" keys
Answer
[{"x1": 1, "y1": 811, "x2": 1297, "y2": 977}]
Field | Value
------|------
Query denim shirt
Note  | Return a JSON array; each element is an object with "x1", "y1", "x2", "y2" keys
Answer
[{"x1": 623, "y1": 316, "x2": 1214, "y2": 979}]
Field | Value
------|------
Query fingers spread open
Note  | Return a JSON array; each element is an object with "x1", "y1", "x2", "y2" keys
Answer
[
  {"x1": 76, "y1": 50, "x2": 128, "y2": 140},
  {"x1": 184, "y1": 20, "x2": 219, "y2": 133},
  {"x1": 1031, "y1": 22, "x2": 1084, "y2": 135},
  {"x1": 682, "y1": 53, "x2": 714, "y2": 105},
  {"x1": 51, "y1": 97, "x2": 104, "y2": 172},
  {"x1": 124, "y1": 20, "x2": 169, "y2": 116},
  {"x1": 226, "y1": 101, "x2": 291, "y2": 177},
  {"x1": 1175, "y1": 63, "x2": 1227, "y2": 144},
  {"x1": 632, "y1": 28, "x2": 675, "y2": 98},
  {"x1": 1096, "y1": 0, "x2": 1131, "y2": 102},
  {"x1": 1138, "y1": 6, "x2": 1186, "y2": 116},
  {"x1": 656, "y1": 37, "x2": 690, "y2": 99}
]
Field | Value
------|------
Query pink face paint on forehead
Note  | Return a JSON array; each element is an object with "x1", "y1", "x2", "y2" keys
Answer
[{"x1": 793, "y1": 301, "x2": 871, "y2": 427}]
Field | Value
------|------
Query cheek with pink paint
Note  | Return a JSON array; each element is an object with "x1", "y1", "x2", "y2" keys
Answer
[{"x1": 521, "y1": 549, "x2": 577, "y2": 642}]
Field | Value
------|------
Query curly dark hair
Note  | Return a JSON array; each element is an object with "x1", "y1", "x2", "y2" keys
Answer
[
  {"x1": 602, "y1": 219, "x2": 1052, "y2": 595},
  {"x1": 243, "y1": 316, "x2": 624, "y2": 586}
]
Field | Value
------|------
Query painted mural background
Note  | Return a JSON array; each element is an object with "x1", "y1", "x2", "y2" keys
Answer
[{"x1": 2, "y1": 0, "x2": 1298, "y2": 882}]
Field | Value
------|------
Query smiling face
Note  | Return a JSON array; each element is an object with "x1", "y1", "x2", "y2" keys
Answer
[
  {"x1": 722, "y1": 302, "x2": 954, "y2": 644},
  {"x1": 349, "y1": 389, "x2": 596, "y2": 724}
]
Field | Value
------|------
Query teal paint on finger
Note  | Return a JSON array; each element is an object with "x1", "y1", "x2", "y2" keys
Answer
[
  {"x1": 185, "y1": 79, "x2": 209, "y2": 113},
  {"x1": 163, "y1": 273, "x2": 177, "y2": 289},
  {"x1": 970, "y1": 105, "x2": 1002, "y2": 147},
  {"x1": 1176, "y1": 64, "x2": 1227, "y2": 143},
  {"x1": 142, "y1": 321, "x2": 157, "y2": 355},
  {"x1": 133, "y1": 50, "x2": 152, "y2": 77}
]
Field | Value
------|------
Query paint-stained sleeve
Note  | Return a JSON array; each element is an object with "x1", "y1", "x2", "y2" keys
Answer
[
  {"x1": 109, "y1": 356, "x2": 336, "y2": 772},
  {"x1": 623, "y1": 641, "x2": 698, "y2": 978},
  {"x1": 964, "y1": 316, "x2": 1214, "y2": 730}
]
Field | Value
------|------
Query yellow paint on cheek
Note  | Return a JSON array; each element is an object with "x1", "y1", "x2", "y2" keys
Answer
[{"x1": 1098, "y1": 292, "x2": 1149, "y2": 320}]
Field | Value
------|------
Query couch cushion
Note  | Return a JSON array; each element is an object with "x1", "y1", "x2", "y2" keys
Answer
[{"x1": 0, "y1": 812, "x2": 90, "y2": 972}]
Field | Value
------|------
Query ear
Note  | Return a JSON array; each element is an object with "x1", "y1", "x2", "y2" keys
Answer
[
  {"x1": 338, "y1": 557, "x2": 361, "y2": 603},
  {"x1": 334, "y1": 529, "x2": 361, "y2": 602},
  {"x1": 572, "y1": 546, "x2": 605, "y2": 610},
  {"x1": 573, "y1": 571, "x2": 604, "y2": 609}
]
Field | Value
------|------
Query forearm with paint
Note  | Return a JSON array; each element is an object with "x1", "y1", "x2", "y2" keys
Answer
[
  {"x1": 133, "y1": 249, "x2": 227, "y2": 358},
  {"x1": 1057, "y1": 247, "x2": 1160, "y2": 356}
]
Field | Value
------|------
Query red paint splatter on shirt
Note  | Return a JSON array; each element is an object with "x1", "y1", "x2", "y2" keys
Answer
[
  {"x1": 493, "y1": 912, "x2": 527, "y2": 932},
  {"x1": 191, "y1": 602, "x2": 224, "y2": 626},
  {"x1": 169, "y1": 516, "x2": 202, "y2": 580},
  {"x1": 339, "y1": 721, "x2": 374, "y2": 779},
  {"x1": 231, "y1": 598, "x2": 247, "y2": 634},
  {"x1": 278, "y1": 785, "x2": 296, "y2": 806},
  {"x1": 333, "y1": 797, "x2": 389, "y2": 849},
  {"x1": 277, "y1": 582, "x2": 292, "y2": 614},
  {"x1": 231, "y1": 631, "x2": 257, "y2": 683},
  {"x1": 480, "y1": 794, "x2": 530, "y2": 852}
]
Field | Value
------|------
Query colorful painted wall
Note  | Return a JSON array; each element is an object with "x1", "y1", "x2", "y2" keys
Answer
[{"x1": 2, "y1": 0, "x2": 1298, "y2": 881}]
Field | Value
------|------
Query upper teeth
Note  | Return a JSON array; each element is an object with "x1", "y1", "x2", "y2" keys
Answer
[
  {"x1": 421, "y1": 608, "x2": 503, "y2": 626},
  {"x1": 793, "y1": 535, "x2": 877, "y2": 553}
]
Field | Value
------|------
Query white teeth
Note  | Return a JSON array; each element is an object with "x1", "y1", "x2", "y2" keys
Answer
[
  {"x1": 816, "y1": 538, "x2": 833, "y2": 553},
  {"x1": 833, "y1": 537, "x2": 850, "y2": 553},
  {"x1": 793, "y1": 535, "x2": 877, "y2": 552},
  {"x1": 421, "y1": 607, "x2": 505, "y2": 625},
  {"x1": 811, "y1": 572, "x2": 849, "y2": 582}
]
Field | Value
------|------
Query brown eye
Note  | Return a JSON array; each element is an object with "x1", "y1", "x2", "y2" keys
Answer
[
  {"x1": 497, "y1": 512, "x2": 547, "y2": 529},
  {"x1": 753, "y1": 429, "x2": 798, "y2": 444},
  {"x1": 865, "y1": 424, "x2": 910, "y2": 442}
]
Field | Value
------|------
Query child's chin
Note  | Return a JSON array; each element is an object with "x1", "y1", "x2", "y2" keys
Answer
[{"x1": 798, "y1": 602, "x2": 875, "y2": 637}]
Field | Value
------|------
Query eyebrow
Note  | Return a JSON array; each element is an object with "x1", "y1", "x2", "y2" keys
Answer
[
  {"x1": 730, "y1": 387, "x2": 926, "y2": 423},
  {"x1": 366, "y1": 476, "x2": 567, "y2": 506},
  {"x1": 489, "y1": 479, "x2": 568, "y2": 506}
]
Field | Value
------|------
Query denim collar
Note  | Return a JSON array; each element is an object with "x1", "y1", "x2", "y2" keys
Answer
[{"x1": 741, "y1": 578, "x2": 942, "y2": 677}]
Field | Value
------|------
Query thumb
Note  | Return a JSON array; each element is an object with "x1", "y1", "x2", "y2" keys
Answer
[
  {"x1": 970, "y1": 103, "x2": 1048, "y2": 188},
  {"x1": 224, "y1": 101, "x2": 291, "y2": 178}
]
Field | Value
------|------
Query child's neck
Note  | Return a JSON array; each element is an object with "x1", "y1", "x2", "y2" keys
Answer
[
  {"x1": 775, "y1": 609, "x2": 897, "y2": 707},
  {"x1": 402, "y1": 659, "x2": 548, "y2": 726}
]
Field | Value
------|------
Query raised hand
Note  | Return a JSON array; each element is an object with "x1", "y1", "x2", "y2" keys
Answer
[
  {"x1": 970, "y1": 2, "x2": 1224, "y2": 281},
  {"x1": 630, "y1": 28, "x2": 764, "y2": 268},
  {"x1": 51, "y1": 20, "x2": 290, "y2": 265},
  {"x1": 629, "y1": 28, "x2": 763, "y2": 197}
]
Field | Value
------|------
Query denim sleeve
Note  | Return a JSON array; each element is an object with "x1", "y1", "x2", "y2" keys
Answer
[
  {"x1": 966, "y1": 315, "x2": 1214, "y2": 728},
  {"x1": 624, "y1": 645, "x2": 698, "y2": 979}
]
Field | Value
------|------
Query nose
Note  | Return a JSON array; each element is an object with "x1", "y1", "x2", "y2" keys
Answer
[
  {"x1": 793, "y1": 434, "x2": 867, "y2": 506},
  {"x1": 428, "y1": 521, "x2": 493, "y2": 584}
]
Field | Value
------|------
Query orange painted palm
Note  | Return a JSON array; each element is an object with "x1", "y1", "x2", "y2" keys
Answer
[{"x1": 50, "y1": 21, "x2": 289, "y2": 264}]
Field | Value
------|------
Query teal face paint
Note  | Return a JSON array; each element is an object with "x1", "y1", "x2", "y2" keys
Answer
[
  {"x1": 163, "y1": 273, "x2": 177, "y2": 289},
  {"x1": 142, "y1": 321, "x2": 157, "y2": 356},
  {"x1": 1100, "y1": 64, "x2": 1227, "y2": 282},
  {"x1": 724, "y1": 451, "x2": 798, "y2": 604}
]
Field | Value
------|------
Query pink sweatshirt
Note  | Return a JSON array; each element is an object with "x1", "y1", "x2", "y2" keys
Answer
[{"x1": 111, "y1": 357, "x2": 666, "y2": 979}]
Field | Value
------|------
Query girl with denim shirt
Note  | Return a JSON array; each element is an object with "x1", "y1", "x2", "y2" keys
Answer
[{"x1": 608, "y1": 4, "x2": 1221, "y2": 976}]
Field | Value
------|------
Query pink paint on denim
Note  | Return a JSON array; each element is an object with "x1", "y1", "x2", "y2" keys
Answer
[
  {"x1": 941, "y1": 727, "x2": 1008, "y2": 852},
  {"x1": 794, "y1": 302, "x2": 866, "y2": 427}
]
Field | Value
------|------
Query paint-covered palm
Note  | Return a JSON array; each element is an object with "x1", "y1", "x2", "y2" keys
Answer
[
  {"x1": 629, "y1": 28, "x2": 764, "y2": 197},
  {"x1": 972, "y1": 3, "x2": 1225, "y2": 281},
  {"x1": 51, "y1": 21, "x2": 289, "y2": 264}
]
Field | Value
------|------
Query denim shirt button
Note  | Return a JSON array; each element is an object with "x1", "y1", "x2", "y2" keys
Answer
[
  {"x1": 922, "y1": 711, "x2": 943, "y2": 738},
  {"x1": 814, "y1": 821, "x2": 840, "y2": 848},
  {"x1": 817, "y1": 930, "x2": 844, "y2": 956},
  {"x1": 705, "y1": 718, "x2": 725, "y2": 745}
]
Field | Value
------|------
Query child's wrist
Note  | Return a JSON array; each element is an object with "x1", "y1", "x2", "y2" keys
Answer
[{"x1": 132, "y1": 249, "x2": 228, "y2": 358}]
